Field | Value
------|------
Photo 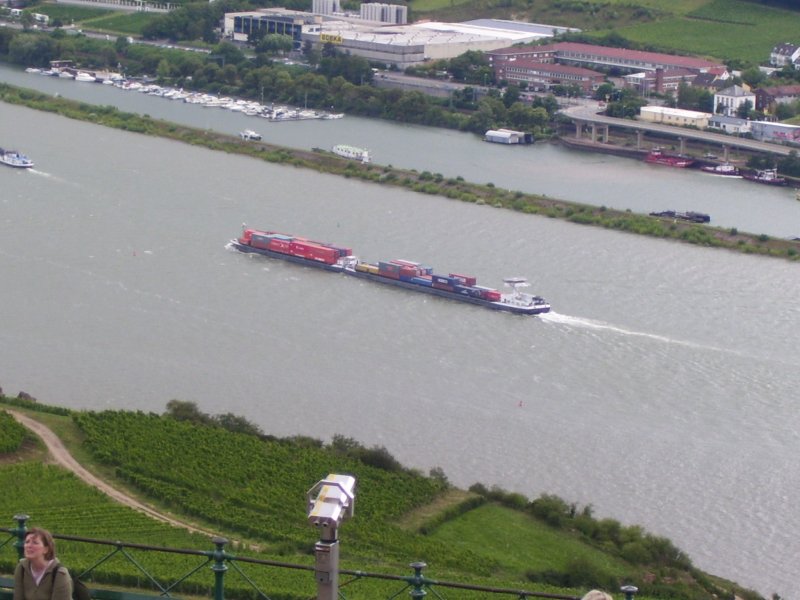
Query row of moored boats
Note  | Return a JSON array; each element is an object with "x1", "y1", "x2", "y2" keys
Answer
[
  {"x1": 24, "y1": 67, "x2": 344, "y2": 122},
  {"x1": 644, "y1": 147, "x2": 789, "y2": 186}
]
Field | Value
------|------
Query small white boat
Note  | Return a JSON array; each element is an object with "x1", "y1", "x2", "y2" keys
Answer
[
  {"x1": 75, "y1": 72, "x2": 96, "y2": 83},
  {"x1": 700, "y1": 163, "x2": 741, "y2": 177},
  {"x1": 239, "y1": 130, "x2": 262, "y2": 141},
  {"x1": 333, "y1": 144, "x2": 370, "y2": 164},
  {"x1": 0, "y1": 148, "x2": 34, "y2": 168}
]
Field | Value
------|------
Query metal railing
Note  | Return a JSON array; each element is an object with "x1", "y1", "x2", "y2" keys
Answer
[{"x1": 0, "y1": 515, "x2": 594, "y2": 600}]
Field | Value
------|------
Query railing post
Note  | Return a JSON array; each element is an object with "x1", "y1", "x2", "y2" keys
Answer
[
  {"x1": 409, "y1": 561, "x2": 427, "y2": 599},
  {"x1": 12, "y1": 514, "x2": 29, "y2": 559},
  {"x1": 210, "y1": 536, "x2": 228, "y2": 600},
  {"x1": 620, "y1": 584, "x2": 638, "y2": 600}
]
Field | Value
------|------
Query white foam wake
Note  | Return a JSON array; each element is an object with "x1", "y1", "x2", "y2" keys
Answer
[{"x1": 539, "y1": 311, "x2": 720, "y2": 352}]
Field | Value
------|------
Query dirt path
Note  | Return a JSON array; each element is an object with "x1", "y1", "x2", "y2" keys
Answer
[{"x1": 9, "y1": 410, "x2": 218, "y2": 538}]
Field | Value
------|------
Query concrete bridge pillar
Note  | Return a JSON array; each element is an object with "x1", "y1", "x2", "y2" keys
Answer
[
  {"x1": 575, "y1": 120, "x2": 582, "y2": 139},
  {"x1": 636, "y1": 131, "x2": 643, "y2": 150},
  {"x1": 723, "y1": 145, "x2": 729, "y2": 162},
  {"x1": 591, "y1": 123, "x2": 597, "y2": 143},
  {"x1": 602, "y1": 125, "x2": 609, "y2": 143},
  {"x1": 678, "y1": 137, "x2": 686, "y2": 155}
]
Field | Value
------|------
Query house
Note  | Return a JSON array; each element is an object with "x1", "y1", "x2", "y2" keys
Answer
[
  {"x1": 754, "y1": 85, "x2": 800, "y2": 113},
  {"x1": 769, "y1": 43, "x2": 800, "y2": 68},
  {"x1": 691, "y1": 71, "x2": 728, "y2": 92},
  {"x1": 714, "y1": 84, "x2": 756, "y2": 117},
  {"x1": 707, "y1": 115, "x2": 751, "y2": 135}
]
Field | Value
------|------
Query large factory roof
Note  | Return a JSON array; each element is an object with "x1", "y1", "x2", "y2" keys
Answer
[
  {"x1": 318, "y1": 19, "x2": 557, "y2": 46},
  {"x1": 462, "y1": 19, "x2": 579, "y2": 36}
]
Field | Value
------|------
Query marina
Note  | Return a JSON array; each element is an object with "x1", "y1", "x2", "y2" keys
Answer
[{"x1": 25, "y1": 67, "x2": 343, "y2": 122}]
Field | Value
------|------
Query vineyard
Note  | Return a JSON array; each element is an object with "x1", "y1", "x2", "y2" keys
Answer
[
  {"x1": 72, "y1": 411, "x2": 493, "y2": 573},
  {"x1": 0, "y1": 411, "x2": 27, "y2": 454}
]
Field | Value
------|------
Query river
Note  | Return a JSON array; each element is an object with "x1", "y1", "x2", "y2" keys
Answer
[{"x1": 1, "y1": 65, "x2": 799, "y2": 599}]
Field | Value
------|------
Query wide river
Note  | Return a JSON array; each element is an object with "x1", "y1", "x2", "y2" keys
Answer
[{"x1": 2, "y1": 65, "x2": 799, "y2": 598}]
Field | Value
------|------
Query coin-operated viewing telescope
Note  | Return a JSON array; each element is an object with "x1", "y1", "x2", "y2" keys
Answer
[{"x1": 307, "y1": 474, "x2": 356, "y2": 600}]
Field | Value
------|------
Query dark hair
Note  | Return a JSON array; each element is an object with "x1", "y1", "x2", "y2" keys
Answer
[{"x1": 25, "y1": 528, "x2": 56, "y2": 561}]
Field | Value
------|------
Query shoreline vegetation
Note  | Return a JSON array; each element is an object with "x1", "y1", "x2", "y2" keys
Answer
[
  {"x1": 0, "y1": 394, "x2": 763, "y2": 600},
  {"x1": 2, "y1": 82, "x2": 799, "y2": 261}
]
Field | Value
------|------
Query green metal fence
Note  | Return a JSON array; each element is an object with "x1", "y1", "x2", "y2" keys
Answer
[{"x1": 0, "y1": 515, "x2": 602, "y2": 600}]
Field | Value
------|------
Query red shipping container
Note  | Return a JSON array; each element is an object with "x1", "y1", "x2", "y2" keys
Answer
[
  {"x1": 378, "y1": 269, "x2": 401, "y2": 279},
  {"x1": 450, "y1": 273, "x2": 477, "y2": 286},
  {"x1": 432, "y1": 282, "x2": 454, "y2": 292},
  {"x1": 483, "y1": 290, "x2": 502, "y2": 301},
  {"x1": 268, "y1": 239, "x2": 291, "y2": 254}
]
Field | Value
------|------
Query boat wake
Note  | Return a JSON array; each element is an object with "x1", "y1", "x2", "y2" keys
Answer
[{"x1": 539, "y1": 311, "x2": 721, "y2": 352}]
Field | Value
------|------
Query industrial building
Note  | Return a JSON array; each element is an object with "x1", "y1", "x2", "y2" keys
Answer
[{"x1": 223, "y1": 11, "x2": 579, "y2": 68}]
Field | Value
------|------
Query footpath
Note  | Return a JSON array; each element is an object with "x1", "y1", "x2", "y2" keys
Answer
[{"x1": 9, "y1": 410, "x2": 216, "y2": 538}]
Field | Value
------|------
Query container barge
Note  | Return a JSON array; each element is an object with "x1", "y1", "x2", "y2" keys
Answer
[{"x1": 230, "y1": 226, "x2": 550, "y2": 315}]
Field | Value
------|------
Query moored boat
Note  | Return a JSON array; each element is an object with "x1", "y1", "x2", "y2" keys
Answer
[
  {"x1": 742, "y1": 168, "x2": 787, "y2": 186},
  {"x1": 700, "y1": 163, "x2": 741, "y2": 177},
  {"x1": 0, "y1": 148, "x2": 34, "y2": 168},
  {"x1": 649, "y1": 210, "x2": 710, "y2": 223},
  {"x1": 239, "y1": 129, "x2": 262, "y2": 141},
  {"x1": 229, "y1": 226, "x2": 550, "y2": 315},
  {"x1": 332, "y1": 144, "x2": 370, "y2": 164},
  {"x1": 645, "y1": 147, "x2": 694, "y2": 168}
]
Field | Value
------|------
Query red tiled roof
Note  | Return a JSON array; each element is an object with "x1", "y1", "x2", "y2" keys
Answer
[
  {"x1": 488, "y1": 42, "x2": 725, "y2": 71},
  {"x1": 552, "y1": 42, "x2": 724, "y2": 69}
]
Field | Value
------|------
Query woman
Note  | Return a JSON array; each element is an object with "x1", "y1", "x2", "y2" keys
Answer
[{"x1": 13, "y1": 527, "x2": 72, "y2": 600}]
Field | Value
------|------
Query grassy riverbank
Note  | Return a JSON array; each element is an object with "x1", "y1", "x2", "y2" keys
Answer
[
  {"x1": 0, "y1": 397, "x2": 762, "y2": 600},
  {"x1": 2, "y1": 82, "x2": 798, "y2": 261}
]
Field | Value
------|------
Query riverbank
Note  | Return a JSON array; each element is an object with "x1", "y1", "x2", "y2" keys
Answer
[{"x1": 1, "y1": 82, "x2": 798, "y2": 261}]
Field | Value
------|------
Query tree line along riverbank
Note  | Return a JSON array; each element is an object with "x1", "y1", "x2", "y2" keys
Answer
[{"x1": 1, "y1": 82, "x2": 798, "y2": 261}]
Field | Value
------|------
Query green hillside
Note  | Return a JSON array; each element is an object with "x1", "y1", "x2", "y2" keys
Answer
[
  {"x1": 0, "y1": 399, "x2": 761, "y2": 600},
  {"x1": 410, "y1": 0, "x2": 800, "y2": 65}
]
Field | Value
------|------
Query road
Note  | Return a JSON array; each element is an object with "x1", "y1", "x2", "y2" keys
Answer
[{"x1": 561, "y1": 103, "x2": 797, "y2": 157}]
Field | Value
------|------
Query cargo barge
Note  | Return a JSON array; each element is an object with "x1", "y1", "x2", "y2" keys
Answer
[{"x1": 230, "y1": 226, "x2": 550, "y2": 315}]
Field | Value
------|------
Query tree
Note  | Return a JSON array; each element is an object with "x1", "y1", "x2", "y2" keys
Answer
[
  {"x1": 736, "y1": 98, "x2": 753, "y2": 119},
  {"x1": 741, "y1": 66, "x2": 765, "y2": 88},
  {"x1": 256, "y1": 34, "x2": 294, "y2": 56},
  {"x1": 164, "y1": 399, "x2": 210, "y2": 424},
  {"x1": 594, "y1": 81, "x2": 614, "y2": 101},
  {"x1": 502, "y1": 84, "x2": 520, "y2": 108},
  {"x1": 20, "y1": 11, "x2": 34, "y2": 31}
]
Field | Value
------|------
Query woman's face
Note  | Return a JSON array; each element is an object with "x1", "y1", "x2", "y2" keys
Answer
[{"x1": 24, "y1": 534, "x2": 49, "y2": 563}]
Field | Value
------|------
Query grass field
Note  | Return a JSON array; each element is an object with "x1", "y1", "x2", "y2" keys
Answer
[
  {"x1": 80, "y1": 12, "x2": 160, "y2": 35},
  {"x1": 429, "y1": 503, "x2": 630, "y2": 575}
]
